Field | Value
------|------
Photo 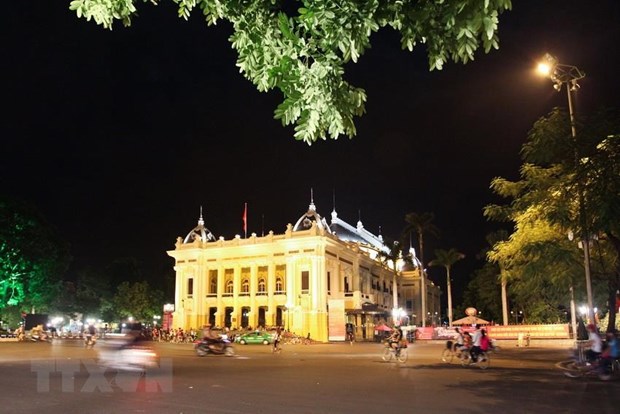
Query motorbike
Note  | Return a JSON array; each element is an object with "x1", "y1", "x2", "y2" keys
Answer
[
  {"x1": 98, "y1": 344, "x2": 159, "y2": 372},
  {"x1": 194, "y1": 337, "x2": 235, "y2": 357},
  {"x1": 84, "y1": 335, "x2": 97, "y2": 349},
  {"x1": 30, "y1": 331, "x2": 52, "y2": 343}
]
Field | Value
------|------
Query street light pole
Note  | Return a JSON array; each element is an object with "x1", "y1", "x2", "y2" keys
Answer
[{"x1": 537, "y1": 53, "x2": 595, "y2": 326}]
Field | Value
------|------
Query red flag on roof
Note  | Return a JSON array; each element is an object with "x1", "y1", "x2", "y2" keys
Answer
[{"x1": 242, "y1": 203, "x2": 247, "y2": 237}]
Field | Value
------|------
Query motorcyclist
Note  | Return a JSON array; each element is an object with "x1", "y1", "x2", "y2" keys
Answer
[
  {"x1": 14, "y1": 325, "x2": 25, "y2": 341},
  {"x1": 202, "y1": 324, "x2": 224, "y2": 352},
  {"x1": 30, "y1": 324, "x2": 47, "y2": 341},
  {"x1": 85, "y1": 324, "x2": 97, "y2": 347}
]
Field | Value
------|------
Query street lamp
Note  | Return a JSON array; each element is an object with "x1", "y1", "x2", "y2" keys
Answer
[{"x1": 537, "y1": 53, "x2": 595, "y2": 327}]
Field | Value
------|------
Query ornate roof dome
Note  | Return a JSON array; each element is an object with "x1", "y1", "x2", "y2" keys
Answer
[
  {"x1": 292, "y1": 192, "x2": 332, "y2": 233},
  {"x1": 183, "y1": 208, "x2": 215, "y2": 243}
]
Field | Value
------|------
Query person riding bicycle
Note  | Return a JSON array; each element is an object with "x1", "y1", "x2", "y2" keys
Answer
[
  {"x1": 470, "y1": 325, "x2": 483, "y2": 362},
  {"x1": 387, "y1": 326, "x2": 403, "y2": 355},
  {"x1": 585, "y1": 324, "x2": 603, "y2": 363},
  {"x1": 453, "y1": 327, "x2": 466, "y2": 352}
]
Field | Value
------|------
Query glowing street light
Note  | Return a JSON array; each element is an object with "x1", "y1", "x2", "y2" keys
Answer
[{"x1": 537, "y1": 53, "x2": 595, "y2": 328}]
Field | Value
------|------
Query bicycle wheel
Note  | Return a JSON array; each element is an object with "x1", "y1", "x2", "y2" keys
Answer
[
  {"x1": 460, "y1": 352, "x2": 471, "y2": 367},
  {"x1": 397, "y1": 349, "x2": 408, "y2": 363},
  {"x1": 477, "y1": 352, "x2": 490, "y2": 370},
  {"x1": 382, "y1": 347, "x2": 393, "y2": 361},
  {"x1": 562, "y1": 361, "x2": 585, "y2": 378},
  {"x1": 441, "y1": 348, "x2": 454, "y2": 363}
]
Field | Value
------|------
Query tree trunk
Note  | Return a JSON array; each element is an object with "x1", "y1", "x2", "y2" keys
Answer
[
  {"x1": 447, "y1": 267, "x2": 453, "y2": 327},
  {"x1": 606, "y1": 233, "x2": 620, "y2": 332},
  {"x1": 419, "y1": 234, "x2": 426, "y2": 328},
  {"x1": 501, "y1": 272, "x2": 508, "y2": 326}
]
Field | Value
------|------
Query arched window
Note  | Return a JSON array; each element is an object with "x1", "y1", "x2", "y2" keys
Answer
[
  {"x1": 210, "y1": 278, "x2": 217, "y2": 294},
  {"x1": 275, "y1": 277, "x2": 283, "y2": 292},
  {"x1": 241, "y1": 278, "x2": 249, "y2": 293},
  {"x1": 225, "y1": 280, "x2": 234, "y2": 294},
  {"x1": 258, "y1": 278, "x2": 266, "y2": 293}
]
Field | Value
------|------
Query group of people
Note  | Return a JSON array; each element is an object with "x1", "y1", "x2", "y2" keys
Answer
[{"x1": 453, "y1": 325, "x2": 492, "y2": 362}]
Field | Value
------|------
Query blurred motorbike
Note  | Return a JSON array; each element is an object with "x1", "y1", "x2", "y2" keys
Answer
[
  {"x1": 98, "y1": 334, "x2": 159, "y2": 372},
  {"x1": 194, "y1": 337, "x2": 235, "y2": 357},
  {"x1": 84, "y1": 335, "x2": 97, "y2": 349}
]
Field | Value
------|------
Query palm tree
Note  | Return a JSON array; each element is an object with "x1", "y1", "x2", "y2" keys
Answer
[
  {"x1": 482, "y1": 231, "x2": 510, "y2": 326},
  {"x1": 429, "y1": 248, "x2": 465, "y2": 327},
  {"x1": 403, "y1": 212, "x2": 439, "y2": 327}
]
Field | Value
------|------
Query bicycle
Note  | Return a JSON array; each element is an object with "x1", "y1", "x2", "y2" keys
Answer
[
  {"x1": 381, "y1": 342, "x2": 408, "y2": 363},
  {"x1": 562, "y1": 355, "x2": 620, "y2": 381},
  {"x1": 441, "y1": 341, "x2": 464, "y2": 363},
  {"x1": 460, "y1": 350, "x2": 490, "y2": 369}
]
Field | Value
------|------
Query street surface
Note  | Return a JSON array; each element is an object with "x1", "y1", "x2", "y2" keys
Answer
[{"x1": 1, "y1": 339, "x2": 618, "y2": 413}]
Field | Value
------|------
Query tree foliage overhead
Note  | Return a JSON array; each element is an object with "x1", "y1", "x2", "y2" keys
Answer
[{"x1": 68, "y1": 0, "x2": 512, "y2": 144}]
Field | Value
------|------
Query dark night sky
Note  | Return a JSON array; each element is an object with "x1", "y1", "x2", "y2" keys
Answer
[{"x1": 2, "y1": 1, "x2": 619, "y2": 302}]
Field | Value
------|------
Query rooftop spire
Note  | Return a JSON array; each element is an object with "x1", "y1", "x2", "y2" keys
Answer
[
  {"x1": 308, "y1": 188, "x2": 316, "y2": 211},
  {"x1": 198, "y1": 205, "x2": 204, "y2": 226}
]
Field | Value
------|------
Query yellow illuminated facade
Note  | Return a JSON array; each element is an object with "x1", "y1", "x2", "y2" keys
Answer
[{"x1": 167, "y1": 201, "x2": 441, "y2": 342}]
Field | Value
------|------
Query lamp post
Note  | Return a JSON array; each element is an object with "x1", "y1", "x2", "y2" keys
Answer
[
  {"x1": 283, "y1": 306, "x2": 290, "y2": 332},
  {"x1": 537, "y1": 53, "x2": 595, "y2": 327}
]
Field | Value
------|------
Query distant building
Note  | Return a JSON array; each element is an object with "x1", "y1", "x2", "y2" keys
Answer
[{"x1": 167, "y1": 198, "x2": 441, "y2": 342}]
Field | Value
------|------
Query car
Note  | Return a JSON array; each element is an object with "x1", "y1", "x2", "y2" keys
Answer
[{"x1": 235, "y1": 331, "x2": 273, "y2": 345}]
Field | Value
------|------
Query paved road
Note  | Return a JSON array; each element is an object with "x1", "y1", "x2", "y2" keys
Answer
[{"x1": 1, "y1": 339, "x2": 618, "y2": 413}]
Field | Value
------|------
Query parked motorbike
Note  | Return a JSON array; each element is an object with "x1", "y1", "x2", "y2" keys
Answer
[{"x1": 194, "y1": 337, "x2": 235, "y2": 357}]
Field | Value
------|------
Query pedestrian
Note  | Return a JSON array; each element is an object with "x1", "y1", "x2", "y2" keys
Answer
[{"x1": 272, "y1": 326, "x2": 282, "y2": 352}]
